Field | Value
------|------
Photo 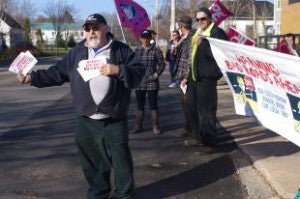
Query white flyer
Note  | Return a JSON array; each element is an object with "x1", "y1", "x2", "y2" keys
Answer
[
  {"x1": 77, "y1": 56, "x2": 107, "y2": 82},
  {"x1": 9, "y1": 50, "x2": 38, "y2": 75},
  {"x1": 180, "y1": 82, "x2": 187, "y2": 94}
]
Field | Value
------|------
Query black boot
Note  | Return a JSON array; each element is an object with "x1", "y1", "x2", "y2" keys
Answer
[
  {"x1": 131, "y1": 110, "x2": 144, "y2": 134},
  {"x1": 151, "y1": 110, "x2": 162, "y2": 135}
]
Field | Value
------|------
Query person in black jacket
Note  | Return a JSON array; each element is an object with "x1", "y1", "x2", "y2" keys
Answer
[
  {"x1": 17, "y1": 13, "x2": 145, "y2": 199},
  {"x1": 183, "y1": 7, "x2": 228, "y2": 151}
]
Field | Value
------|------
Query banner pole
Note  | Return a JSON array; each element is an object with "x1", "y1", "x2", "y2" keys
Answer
[{"x1": 113, "y1": 0, "x2": 127, "y2": 44}]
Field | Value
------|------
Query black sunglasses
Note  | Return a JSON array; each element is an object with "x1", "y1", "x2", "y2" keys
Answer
[
  {"x1": 84, "y1": 26, "x2": 102, "y2": 32},
  {"x1": 196, "y1": 17, "x2": 208, "y2": 22}
]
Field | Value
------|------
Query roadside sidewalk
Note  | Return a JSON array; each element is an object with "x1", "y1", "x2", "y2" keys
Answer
[{"x1": 217, "y1": 84, "x2": 300, "y2": 199}]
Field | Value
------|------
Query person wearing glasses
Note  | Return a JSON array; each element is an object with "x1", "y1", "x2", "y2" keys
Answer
[
  {"x1": 183, "y1": 7, "x2": 228, "y2": 151},
  {"x1": 16, "y1": 13, "x2": 145, "y2": 199}
]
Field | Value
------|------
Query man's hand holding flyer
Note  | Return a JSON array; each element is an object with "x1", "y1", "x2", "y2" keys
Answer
[
  {"x1": 9, "y1": 50, "x2": 38, "y2": 75},
  {"x1": 77, "y1": 56, "x2": 107, "y2": 82}
]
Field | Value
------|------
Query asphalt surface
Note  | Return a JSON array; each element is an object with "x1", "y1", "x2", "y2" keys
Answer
[{"x1": 1, "y1": 57, "x2": 298, "y2": 199}]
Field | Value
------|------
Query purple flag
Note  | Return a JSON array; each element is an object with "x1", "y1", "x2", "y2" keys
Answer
[{"x1": 115, "y1": 0, "x2": 151, "y2": 37}]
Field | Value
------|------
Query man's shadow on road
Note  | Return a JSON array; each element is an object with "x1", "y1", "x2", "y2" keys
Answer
[{"x1": 134, "y1": 155, "x2": 235, "y2": 199}]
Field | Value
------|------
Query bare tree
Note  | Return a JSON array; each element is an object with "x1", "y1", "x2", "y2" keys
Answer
[
  {"x1": 0, "y1": 0, "x2": 16, "y2": 23},
  {"x1": 257, "y1": 1, "x2": 273, "y2": 35},
  {"x1": 35, "y1": 15, "x2": 51, "y2": 23},
  {"x1": 0, "y1": 0, "x2": 16, "y2": 13},
  {"x1": 14, "y1": 0, "x2": 36, "y2": 26},
  {"x1": 223, "y1": 0, "x2": 243, "y2": 29},
  {"x1": 20, "y1": 0, "x2": 36, "y2": 19},
  {"x1": 222, "y1": 0, "x2": 256, "y2": 38},
  {"x1": 43, "y1": 0, "x2": 76, "y2": 52},
  {"x1": 223, "y1": 0, "x2": 273, "y2": 42},
  {"x1": 176, "y1": 0, "x2": 210, "y2": 21}
]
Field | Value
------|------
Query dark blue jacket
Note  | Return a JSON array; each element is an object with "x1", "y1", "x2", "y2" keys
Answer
[{"x1": 30, "y1": 38, "x2": 145, "y2": 119}]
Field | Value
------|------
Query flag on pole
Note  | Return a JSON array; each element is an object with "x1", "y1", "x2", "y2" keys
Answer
[
  {"x1": 209, "y1": 0, "x2": 233, "y2": 26},
  {"x1": 114, "y1": 0, "x2": 151, "y2": 37},
  {"x1": 226, "y1": 27, "x2": 255, "y2": 46}
]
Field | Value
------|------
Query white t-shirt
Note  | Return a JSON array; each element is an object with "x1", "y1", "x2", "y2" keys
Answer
[{"x1": 87, "y1": 40, "x2": 113, "y2": 120}]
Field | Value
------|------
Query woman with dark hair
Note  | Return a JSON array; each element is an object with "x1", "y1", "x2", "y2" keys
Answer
[
  {"x1": 275, "y1": 33, "x2": 299, "y2": 56},
  {"x1": 166, "y1": 30, "x2": 181, "y2": 88},
  {"x1": 131, "y1": 30, "x2": 166, "y2": 135}
]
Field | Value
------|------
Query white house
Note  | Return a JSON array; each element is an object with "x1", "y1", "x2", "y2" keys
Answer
[
  {"x1": 31, "y1": 23, "x2": 85, "y2": 46},
  {"x1": 219, "y1": 1, "x2": 274, "y2": 39},
  {"x1": 0, "y1": 10, "x2": 24, "y2": 49}
]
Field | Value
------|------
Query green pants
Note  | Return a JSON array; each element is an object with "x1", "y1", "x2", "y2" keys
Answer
[{"x1": 75, "y1": 117, "x2": 134, "y2": 199}]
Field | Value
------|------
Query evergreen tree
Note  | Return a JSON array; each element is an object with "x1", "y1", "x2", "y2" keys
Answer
[
  {"x1": 67, "y1": 35, "x2": 76, "y2": 47},
  {"x1": 35, "y1": 28, "x2": 44, "y2": 48},
  {"x1": 24, "y1": 18, "x2": 32, "y2": 47},
  {"x1": 55, "y1": 33, "x2": 65, "y2": 48}
]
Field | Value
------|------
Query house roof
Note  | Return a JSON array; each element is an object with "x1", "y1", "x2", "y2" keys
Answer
[
  {"x1": 0, "y1": 9, "x2": 23, "y2": 29},
  {"x1": 31, "y1": 23, "x2": 83, "y2": 31}
]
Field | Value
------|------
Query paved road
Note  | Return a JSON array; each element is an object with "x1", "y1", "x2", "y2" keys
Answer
[{"x1": 0, "y1": 57, "x2": 276, "y2": 199}]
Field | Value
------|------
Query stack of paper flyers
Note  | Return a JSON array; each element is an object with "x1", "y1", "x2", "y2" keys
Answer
[
  {"x1": 9, "y1": 51, "x2": 38, "y2": 75},
  {"x1": 77, "y1": 56, "x2": 107, "y2": 82}
]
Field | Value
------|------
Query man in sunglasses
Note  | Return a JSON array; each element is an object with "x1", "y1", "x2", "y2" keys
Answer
[
  {"x1": 184, "y1": 7, "x2": 228, "y2": 151},
  {"x1": 16, "y1": 13, "x2": 145, "y2": 199}
]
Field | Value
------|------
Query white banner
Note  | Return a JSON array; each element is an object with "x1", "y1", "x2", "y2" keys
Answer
[{"x1": 208, "y1": 38, "x2": 300, "y2": 147}]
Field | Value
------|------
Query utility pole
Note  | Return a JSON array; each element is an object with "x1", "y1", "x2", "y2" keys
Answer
[
  {"x1": 170, "y1": 0, "x2": 175, "y2": 33},
  {"x1": 252, "y1": 0, "x2": 257, "y2": 41},
  {"x1": 155, "y1": 0, "x2": 159, "y2": 42},
  {"x1": 0, "y1": 0, "x2": 4, "y2": 10}
]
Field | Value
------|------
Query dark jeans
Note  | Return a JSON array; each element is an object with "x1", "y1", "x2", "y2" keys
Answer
[
  {"x1": 186, "y1": 79, "x2": 218, "y2": 145},
  {"x1": 168, "y1": 60, "x2": 176, "y2": 83},
  {"x1": 75, "y1": 117, "x2": 134, "y2": 199},
  {"x1": 135, "y1": 90, "x2": 158, "y2": 111},
  {"x1": 179, "y1": 89, "x2": 191, "y2": 132}
]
